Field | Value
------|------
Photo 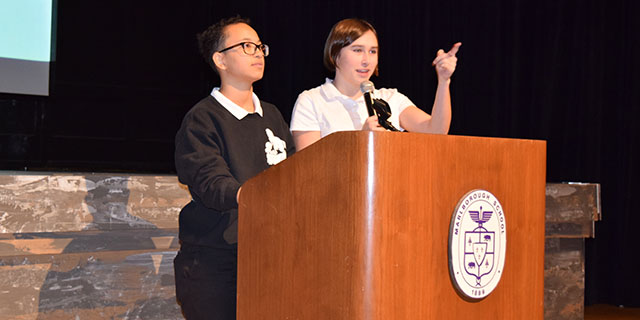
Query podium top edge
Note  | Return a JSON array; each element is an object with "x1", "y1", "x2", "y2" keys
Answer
[{"x1": 325, "y1": 131, "x2": 547, "y2": 144}]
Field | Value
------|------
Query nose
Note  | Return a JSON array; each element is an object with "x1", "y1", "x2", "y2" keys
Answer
[
  {"x1": 252, "y1": 50, "x2": 265, "y2": 60},
  {"x1": 361, "y1": 52, "x2": 369, "y2": 66}
]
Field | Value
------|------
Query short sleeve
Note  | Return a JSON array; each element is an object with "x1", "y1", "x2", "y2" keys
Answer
[
  {"x1": 384, "y1": 89, "x2": 415, "y2": 116},
  {"x1": 290, "y1": 92, "x2": 321, "y2": 132}
]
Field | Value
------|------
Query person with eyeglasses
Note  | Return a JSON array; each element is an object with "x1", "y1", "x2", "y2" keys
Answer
[
  {"x1": 290, "y1": 18, "x2": 461, "y2": 150},
  {"x1": 173, "y1": 17, "x2": 294, "y2": 319}
]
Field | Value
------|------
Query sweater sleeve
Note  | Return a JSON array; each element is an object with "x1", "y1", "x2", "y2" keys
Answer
[{"x1": 175, "y1": 107, "x2": 240, "y2": 212}]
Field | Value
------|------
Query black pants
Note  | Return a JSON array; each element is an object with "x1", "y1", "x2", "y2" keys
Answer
[{"x1": 174, "y1": 244, "x2": 237, "y2": 320}]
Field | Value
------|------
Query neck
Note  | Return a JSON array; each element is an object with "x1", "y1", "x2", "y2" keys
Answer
[
  {"x1": 333, "y1": 74, "x2": 363, "y2": 100},
  {"x1": 219, "y1": 80, "x2": 255, "y2": 112}
]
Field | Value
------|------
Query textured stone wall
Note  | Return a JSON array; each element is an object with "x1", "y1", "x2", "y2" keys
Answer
[
  {"x1": 0, "y1": 173, "x2": 190, "y2": 320},
  {"x1": 544, "y1": 183, "x2": 601, "y2": 320},
  {"x1": 1, "y1": 173, "x2": 600, "y2": 319}
]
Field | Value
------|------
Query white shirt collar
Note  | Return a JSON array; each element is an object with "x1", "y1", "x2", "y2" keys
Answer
[
  {"x1": 320, "y1": 78, "x2": 368, "y2": 103},
  {"x1": 211, "y1": 87, "x2": 263, "y2": 120}
]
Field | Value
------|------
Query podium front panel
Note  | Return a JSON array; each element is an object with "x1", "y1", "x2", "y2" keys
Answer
[{"x1": 239, "y1": 132, "x2": 545, "y2": 319}]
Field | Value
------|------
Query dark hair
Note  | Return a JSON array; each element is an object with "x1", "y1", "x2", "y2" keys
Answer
[
  {"x1": 323, "y1": 18, "x2": 379, "y2": 76},
  {"x1": 197, "y1": 16, "x2": 251, "y2": 73}
]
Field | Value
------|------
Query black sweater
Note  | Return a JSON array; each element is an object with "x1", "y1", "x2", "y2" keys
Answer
[{"x1": 175, "y1": 95, "x2": 295, "y2": 248}]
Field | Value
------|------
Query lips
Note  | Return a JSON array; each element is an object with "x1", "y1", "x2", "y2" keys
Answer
[{"x1": 356, "y1": 69, "x2": 370, "y2": 77}]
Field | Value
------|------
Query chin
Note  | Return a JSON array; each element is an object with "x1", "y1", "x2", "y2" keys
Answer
[{"x1": 250, "y1": 71, "x2": 264, "y2": 80}]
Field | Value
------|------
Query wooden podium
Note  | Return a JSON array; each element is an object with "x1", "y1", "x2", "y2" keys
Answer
[{"x1": 238, "y1": 132, "x2": 546, "y2": 319}]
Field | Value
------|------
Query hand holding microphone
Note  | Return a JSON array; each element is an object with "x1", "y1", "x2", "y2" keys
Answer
[
  {"x1": 362, "y1": 115, "x2": 384, "y2": 131},
  {"x1": 360, "y1": 81, "x2": 400, "y2": 132},
  {"x1": 360, "y1": 81, "x2": 376, "y2": 117}
]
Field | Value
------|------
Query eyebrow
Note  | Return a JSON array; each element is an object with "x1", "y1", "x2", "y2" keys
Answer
[
  {"x1": 350, "y1": 44, "x2": 378, "y2": 49},
  {"x1": 238, "y1": 37, "x2": 261, "y2": 43}
]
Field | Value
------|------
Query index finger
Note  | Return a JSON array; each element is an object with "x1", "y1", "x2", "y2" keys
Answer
[
  {"x1": 447, "y1": 42, "x2": 462, "y2": 56},
  {"x1": 432, "y1": 42, "x2": 462, "y2": 65}
]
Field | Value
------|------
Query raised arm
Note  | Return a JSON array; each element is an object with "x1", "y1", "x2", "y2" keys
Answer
[{"x1": 399, "y1": 42, "x2": 461, "y2": 134}]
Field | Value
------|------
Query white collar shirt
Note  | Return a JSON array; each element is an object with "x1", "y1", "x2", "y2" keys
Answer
[
  {"x1": 211, "y1": 87, "x2": 263, "y2": 120},
  {"x1": 290, "y1": 78, "x2": 414, "y2": 137}
]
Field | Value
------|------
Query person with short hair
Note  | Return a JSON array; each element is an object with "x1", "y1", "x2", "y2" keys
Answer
[
  {"x1": 290, "y1": 18, "x2": 461, "y2": 150},
  {"x1": 173, "y1": 17, "x2": 294, "y2": 319}
]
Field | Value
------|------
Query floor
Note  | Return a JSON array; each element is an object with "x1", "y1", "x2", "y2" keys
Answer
[{"x1": 585, "y1": 304, "x2": 640, "y2": 320}]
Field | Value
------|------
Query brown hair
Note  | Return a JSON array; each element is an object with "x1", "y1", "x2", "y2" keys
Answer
[{"x1": 323, "y1": 18, "x2": 379, "y2": 76}]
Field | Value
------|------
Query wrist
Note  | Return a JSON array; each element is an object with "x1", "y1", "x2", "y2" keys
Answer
[{"x1": 437, "y1": 78, "x2": 451, "y2": 86}]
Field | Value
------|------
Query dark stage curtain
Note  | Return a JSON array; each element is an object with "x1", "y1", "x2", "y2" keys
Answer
[{"x1": 0, "y1": 0, "x2": 638, "y2": 307}]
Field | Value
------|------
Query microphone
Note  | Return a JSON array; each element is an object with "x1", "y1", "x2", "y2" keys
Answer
[
  {"x1": 360, "y1": 81, "x2": 376, "y2": 117},
  {"x1": 360, "y1": 80, "x2": 401, "y2": 132}
]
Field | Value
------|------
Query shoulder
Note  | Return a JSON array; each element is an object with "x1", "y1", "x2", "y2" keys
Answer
[
  {"x1": 184, "y1": 96, "x2": 220, "y2": 118},
  {"x1": 375, "y1": 87, "x2": 413, "y2": 105},
  {"x1": 296, "y1": 84, "x2": 325, "y2": 102},
  {"x1": 293, "y1": 83, "x2": 329, "y2": 114},
  {"x1": 179, "y1": 96, "x2": 229, "y2": 130},
  {"x1": 375, "y1": 87, "x2": 402, "y2": 98}
]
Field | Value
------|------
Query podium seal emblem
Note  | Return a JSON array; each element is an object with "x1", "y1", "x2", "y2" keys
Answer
[{"x1": 449, "y1": 189, "x2": 506, "y2": 299}]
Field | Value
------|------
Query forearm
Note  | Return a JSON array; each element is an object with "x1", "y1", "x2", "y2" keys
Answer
[
  {"x1": 175, "y1": 121, "x2": 241, "y2": 211},
  {"x1": 430, "y1": 79, "x2": 452, "y2": 134},
  {"x1": 292, "y1": 130, "x2": 321, "y2": 151},
  {"x1": 176, "y1": 155, "x2": 242, "y2": 211},
  {"x1": 191, "y1": 172, "x2": 241, "y2": 211},
  {"x1": 428, "y1": 41, "x2": 460, "y2": 134}
]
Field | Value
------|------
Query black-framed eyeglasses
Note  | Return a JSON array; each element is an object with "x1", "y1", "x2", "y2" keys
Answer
[{"x1": 218, "y1": 42, "x2": 269, "y2": 57}]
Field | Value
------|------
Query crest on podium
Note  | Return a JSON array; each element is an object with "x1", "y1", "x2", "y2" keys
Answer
[{"x1": 449, "y1": 189, "x2": 507, "y2": 299}]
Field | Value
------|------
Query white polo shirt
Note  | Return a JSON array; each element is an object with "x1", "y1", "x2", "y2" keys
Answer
[{"x1": 290, "y1": 78, "x2": 414, "y2": 137}]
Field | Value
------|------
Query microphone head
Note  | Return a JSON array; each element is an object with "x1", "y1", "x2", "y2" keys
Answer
[{"x1": 360, "y1": 81, "x2": 375, "y2": 93}]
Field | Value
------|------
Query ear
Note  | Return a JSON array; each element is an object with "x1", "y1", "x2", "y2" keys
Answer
[{"x1": 212, "y1": 52, "x2": 226, "y2": 72}]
